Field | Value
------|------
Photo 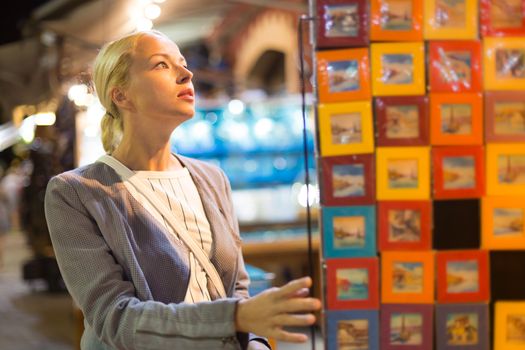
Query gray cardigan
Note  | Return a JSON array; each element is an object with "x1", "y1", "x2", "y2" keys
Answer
[{"x1": 44, "y1": 155, "x2": 265, "y2": 349}]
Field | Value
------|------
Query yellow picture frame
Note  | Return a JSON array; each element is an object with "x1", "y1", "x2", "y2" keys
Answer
[
  {"x1": 483, "y1": 37, "x2": 525, "y2": 91},
  {"x1": 376, "y1": 146, "x2": 430, "y2": 200},
  {"x1": 318, "y1": 101, "x2": 374, "y2": 156},
  {"x1": 370, "y1": 42, "x2": 425, "y2": 96},
  {"x1": 482, "y1": 197, "x2": 525, "y2": 250},
  {"x1": 423, "y1": 0, "x2": 478, "y2": 40},
  {"x1": 486, "y1": 143, "x2": 525, "y2": 196},
  {"x1": 494, "y1": 301, "x2": 525, "y2": 350}
]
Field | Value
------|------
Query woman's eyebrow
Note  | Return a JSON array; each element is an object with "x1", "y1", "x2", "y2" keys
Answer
[{"x1": 148, "y1": 53, "x2": 186, "y2": 65}]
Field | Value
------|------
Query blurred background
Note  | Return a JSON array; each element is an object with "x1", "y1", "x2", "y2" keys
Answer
[{"x1": 0, "y1": 0, "x2": 321, "y2": 349}]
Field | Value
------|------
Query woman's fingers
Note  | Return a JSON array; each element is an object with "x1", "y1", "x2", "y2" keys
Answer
[
  {"x1": 272, "y1": 313, "x2": 316, "y2": 327},
  {"x1": 275, "y1": 277, "x2": 312, "y2": 298},
  {"x1": 277, "y1": 297, "x2": 321, "y2": 313},
  {"x1": 271, "y1": 329, "x2": 309, "y2": 343},
  {"x1": 288, "y1": 287, "x2": 310, "y2": 298}
]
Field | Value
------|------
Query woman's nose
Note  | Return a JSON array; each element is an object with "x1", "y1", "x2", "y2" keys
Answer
[{"x1": 177, "y1": 66, "x2": 193, "y2": 84}]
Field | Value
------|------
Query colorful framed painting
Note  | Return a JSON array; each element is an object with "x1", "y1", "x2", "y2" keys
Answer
[
  {"x1": 436, "y1": 250, "x2": 490, "y2": 303},
  {"x1": 481, "y1": 196, "x2": 525, "y2": 250},
  {"x1": 428, "y1": 41, "x2": 483, "y2": 93},
  {"x1": 321, "y1": 154, "x2": 375, "y2": 206},
  {"x1": 370, "y1": 0, "x2": 423, "y2": 41},
  {"x1": 318, "y1": 101, "x2": 374, "y2": 156},
  {"x1": 485, "y1": 91, "x2": 525, "y2": 143},
  {"x1": 370, "y1": 42, "x2": 425, "y2": 96},
  {"x1": 378, "y1": 200, "x2": 432, "y2": 251},
  {"x1": 381, "y1": 250, "x2": 435, "y2": 304},
  {"x1": 380, "y1": 304, "x2": 433, "y2": 349},
  {"x1": 436, "y1": 303, "x2": 489, "y2": 350},
  {"x1": 317, "y1": 48, "x2": 371, "y2": 103},
  {"x1": 480, "y1": 0, "x2": 525, "y2": 37},
  {"x1": 375, "y1": 96, "x2": 429, "y2": 146},
  {"x1": 322, "y1": 205, "x2": 376, "y2": 258},
  {"x1": 423, "y1": 0, "x2": 478, "y2": 40},
  {"x1": 376, "y1": 147, "x2": 430, "y2": 200},
  {"x1": 494, "y1": 301, "x2": 525, "y2": 350},
  {"x1": 429, "y1": 93, "x2": 483, "y2": 146},
  {"x1": 326, "y1": 257, "x2": 379, "y2": 310},
  {"x1": 432, "y1": 146, "x2": 485, "y2": 199},
  {"x1": 486, "y1": 143, "x2": 525, "y2": 196},
  {"x1": 317, "y1": 0, "x2": 369, "y2": 48},
  {"x1": 326, "y1": 310, "x2": 379, "y2": 350},
  {"x1": 484, "y1": 37, "x2": 525, "y2": 91}
]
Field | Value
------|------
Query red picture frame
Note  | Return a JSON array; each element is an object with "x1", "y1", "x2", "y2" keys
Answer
[
  {"x1": 432, "y1": 146, "x2": 485, "y2": 199},
  {"x1": 485, "y1": 91, "x2": 525, "y2": 143},
  {"x1": 316, "y1": 0, "x2": 369, "y2": 48},
  {"x1": 378, "y1": 200, "x2": 432, "y2": 251},
  {"x1": 375, "y1": 96, "x2": 429, "y2": 146},
  {"x1": 480, "y1": 0, "x2": 525, "y2": 37},
  {"x1": 436, "y1": 250, "x2": 490, "y2": 303},
  {"x1": 326, "y1": 257, "x2": 379, "y2": 310},
  {"x1": 321, "y1": 154, "x2": 375, "y2": 206},
  {"x1": 428, "y1": 41, "x2": 482, "y2": 93}
]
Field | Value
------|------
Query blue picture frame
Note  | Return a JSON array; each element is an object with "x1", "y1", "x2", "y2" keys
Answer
[
  {"x1": 326, "y1": 309, "x2": 379, "y2": 350},
  {"x1": 436, "y1": 303, "x2": 489, "y2": 350},
  {"x1": 322, "y1": 205, "x2": 376, "y2": 258}
]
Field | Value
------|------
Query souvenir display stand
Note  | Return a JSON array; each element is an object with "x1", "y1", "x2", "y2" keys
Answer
[{"x1": 312, "y1": 1, "x2": 525, "y2": 348}]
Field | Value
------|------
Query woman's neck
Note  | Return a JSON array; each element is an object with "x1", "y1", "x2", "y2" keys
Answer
[{"x1": 111, "y1": 126, "x2": 183, "y2": 171}]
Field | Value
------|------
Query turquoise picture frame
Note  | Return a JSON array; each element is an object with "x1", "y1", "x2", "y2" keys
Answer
[{"x1": 322, "y1": 205, "x2": 376, "y2": 258}]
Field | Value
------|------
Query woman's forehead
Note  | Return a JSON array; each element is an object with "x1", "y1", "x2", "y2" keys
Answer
[{"x1": 133, "y1": 34, "x2": 182, "y2": 60}]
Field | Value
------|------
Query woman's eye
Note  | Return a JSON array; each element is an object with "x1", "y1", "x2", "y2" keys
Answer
[{"x1": 155, "y1": 62, "x2": 169, "y2": 69}]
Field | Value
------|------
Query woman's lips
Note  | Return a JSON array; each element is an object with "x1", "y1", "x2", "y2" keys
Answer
[{"x1": 177, "y1": 89, "x2": 194, "y2": 100}]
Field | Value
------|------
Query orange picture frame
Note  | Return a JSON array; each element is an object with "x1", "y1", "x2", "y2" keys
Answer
[
  {"x1": 370, "y1": 0, "x2": 423, "y2": 42},
  {"x1": 317, "y1": 48, "x2": 371, "y2": 103},
  {"x1": 381, "y1": 250, "x2": 435, "y2": 304},
  {"x1": 423, "y1": 0, "x2": 478, "y2": 40},
  {"x1": 486, "y1": 143, "x2": 525, "y2": 196},
  {"x1": 430, "y1": 93, "x2": 483, "y2": 145},
  {"x1": 482, "y1": 196, "x2": 525, "y2": 250}
]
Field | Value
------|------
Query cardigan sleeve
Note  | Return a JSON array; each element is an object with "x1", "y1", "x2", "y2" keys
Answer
[{"x1": 45, "y1": 174, "x2": 243, "y2": 349}]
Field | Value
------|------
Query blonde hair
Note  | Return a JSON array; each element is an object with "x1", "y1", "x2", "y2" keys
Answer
[{"x1": 92, "y1": 30, "x2": 169, "y2": 153}]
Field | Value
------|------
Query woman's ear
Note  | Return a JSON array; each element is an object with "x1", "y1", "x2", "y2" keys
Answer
[{"x1": 111, "y1": 87, "x2": 133, "y2": 111}]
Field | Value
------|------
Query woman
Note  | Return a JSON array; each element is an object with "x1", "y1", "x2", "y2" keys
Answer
[{"x1": 44, "y1": 30, "x2": 320, "y2": 350}]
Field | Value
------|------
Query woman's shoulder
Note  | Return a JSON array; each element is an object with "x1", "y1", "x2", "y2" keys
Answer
[
  {"x1": 177, "y1": 155, "x2": 226, "y2": 179},
  {"x1": 48, "y1": 161, "x2": 122, "y2": 191}
]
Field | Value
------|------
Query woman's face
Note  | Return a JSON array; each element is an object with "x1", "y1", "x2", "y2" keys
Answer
[{"x1": 124, "y1": 33, "x2": 194, "y2": 122}]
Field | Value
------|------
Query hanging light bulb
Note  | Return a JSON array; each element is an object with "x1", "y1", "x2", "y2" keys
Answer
[{"x1": 144, "y1": 4, "x2": 161, "y2": 20}]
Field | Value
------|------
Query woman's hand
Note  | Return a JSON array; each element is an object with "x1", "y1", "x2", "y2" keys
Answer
[{"x1": 235, "y1": 277, "x2": 321, "y2": 343}]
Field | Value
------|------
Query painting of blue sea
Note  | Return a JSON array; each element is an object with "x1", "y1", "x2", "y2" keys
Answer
[
  {"x1": 390, "y1": 313, "x2": 423, "y2": 345},
  {"x1": 446, "y1": 260, "x2": 479, "y2": 294},
  {"x1": 333, "y1": 164, "x2": 365, "y2": 198},
  {"x1": 337, "y1": 268, "x2": 369, "y2": 301},
  {"x1": 328, "y1": 60, "x2": 360, "y2": 93}
]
